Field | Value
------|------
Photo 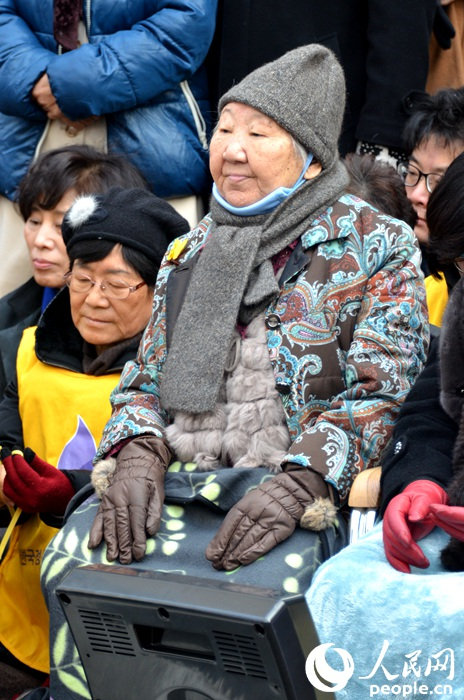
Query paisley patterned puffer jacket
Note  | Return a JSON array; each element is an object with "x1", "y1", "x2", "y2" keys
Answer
[{"x1": 97, "y1": 193, "x2": 429, "y2": 503}]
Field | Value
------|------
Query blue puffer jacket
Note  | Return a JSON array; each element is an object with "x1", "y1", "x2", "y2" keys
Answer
[{"x1": 0, "y1": 0, "x2": 217, "y2": 199}]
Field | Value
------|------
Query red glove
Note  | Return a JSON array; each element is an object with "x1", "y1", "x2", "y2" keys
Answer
[
  {"x1": 2, "y1": 447, "x2": 75, "y2": 514},
  {"x1": 430, "y1": 503, "x2": 464, "y2": 540},
  {"x1": 383, "y1": 480, "x2": 448, "y2": 573}
]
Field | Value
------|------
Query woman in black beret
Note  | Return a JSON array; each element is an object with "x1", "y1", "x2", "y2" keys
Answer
[{"x1": 0, "y1": 187, "x2": 188, "y2": 686}]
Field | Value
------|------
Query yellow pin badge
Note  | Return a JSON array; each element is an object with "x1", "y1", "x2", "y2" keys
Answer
[{"x1": 166, "y1": 237, "x2": 188, "y2": 264}]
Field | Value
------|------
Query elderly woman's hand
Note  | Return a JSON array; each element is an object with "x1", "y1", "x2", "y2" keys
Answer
[
  {"x1": 205, "y1": 466, "x2": 329, "y2": 570},
  {"x1": 88, "y1": 436, "x2": 170, "y2": 564}
]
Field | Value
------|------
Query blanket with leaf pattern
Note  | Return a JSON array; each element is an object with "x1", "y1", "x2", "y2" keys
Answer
[{"x1": 42, "y1": 462, "x2": 347, "y2": 699}]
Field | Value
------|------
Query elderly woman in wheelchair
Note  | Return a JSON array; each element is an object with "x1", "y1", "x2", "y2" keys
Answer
[{"x1": 38, "y1": 44, "x2": 428, "y2": 699}]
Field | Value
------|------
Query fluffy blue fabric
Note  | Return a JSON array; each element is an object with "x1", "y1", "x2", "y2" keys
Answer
[{"x1": 306, "y1": 523, "x2": 464, "y2": 698}]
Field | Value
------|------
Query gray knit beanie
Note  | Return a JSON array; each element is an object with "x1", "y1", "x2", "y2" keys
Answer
[{"x1": 218, "y1": 44, "x2": 346, "y2": 170}]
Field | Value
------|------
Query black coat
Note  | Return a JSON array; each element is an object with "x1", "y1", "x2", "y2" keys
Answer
[
  {"x1": 208, "y1": 0, "x2": 437, "y2": 155},
  {"x1": 0, "y1": 277, "x2": 42, "y2": 331},
  {"x1": 0, "y1": 277, "x2": 42, "y2": 396},
  {"x1": 380, "y1": 335, "x2": 457, "y2": 514}
]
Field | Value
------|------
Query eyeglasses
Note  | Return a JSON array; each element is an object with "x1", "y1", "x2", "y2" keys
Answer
[
  {"x1": 64, "y1": 272, "x2": 146, "y2": 300},
  {"x1": 454, "y1": 258, "x2": 464, "y2": 274},
  {"x1": 398, "y1": 162, "x2": 443, "y2": 194}
]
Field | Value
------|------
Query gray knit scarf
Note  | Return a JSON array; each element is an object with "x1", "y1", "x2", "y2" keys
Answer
[{"x1": 160, "y1": 160, "x2": 349, "y2": 415}]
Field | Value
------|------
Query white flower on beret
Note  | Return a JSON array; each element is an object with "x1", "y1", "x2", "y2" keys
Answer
[{"x1": 66, "y1": 194, "x2": 98, "y2": 228}]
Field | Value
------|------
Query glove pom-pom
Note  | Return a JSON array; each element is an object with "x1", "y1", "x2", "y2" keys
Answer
[
  {"x1": 300, "y1": 497, "x2": 338, "y2": 531},
  {"x1": 91, "y1": 457, "x2": 117, "y2": 498}
]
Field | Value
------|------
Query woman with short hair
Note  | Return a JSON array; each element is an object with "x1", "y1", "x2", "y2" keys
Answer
[{"x1": 0, "y1": 187, "x2": 188, "y2": 686}]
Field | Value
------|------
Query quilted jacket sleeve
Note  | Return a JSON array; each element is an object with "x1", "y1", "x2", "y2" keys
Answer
[
  {"x1": 94, "y1": 225, "x2": 207, "y2": 460},
  {"x1": 0, "y1": 0, "x2": 217, "y2": 121},
  {"x1": 47, "y1": 0, "x2": 218, "y2": 120},
  {"x1": 94, "y1": 299, "x2": 169, "y2": 460},
  {"x1": 0, "y1": 0, "x2": 53, "y2": 119},
  {"x1": 284, "y1": 216, "x2": 429, "y2": 503}
]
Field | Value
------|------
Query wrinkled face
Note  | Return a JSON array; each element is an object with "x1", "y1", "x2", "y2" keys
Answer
[
  {"x1": 69, "y1": 245, "x2": 153, "y2": 354},
  {"x1": 209, "y1": 102, "x2": 306, "y2": 207},
  {"x1": 23, "y1": 189, "x2": 76, "y2": 288},
  {"x1": 406, "y1": 137, "x2": 464, "y2": 244}
]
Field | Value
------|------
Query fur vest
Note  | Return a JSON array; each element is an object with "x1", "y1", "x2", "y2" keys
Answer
[{"x1": 165, "y1": 314, "x2": 291, "y2": 472}]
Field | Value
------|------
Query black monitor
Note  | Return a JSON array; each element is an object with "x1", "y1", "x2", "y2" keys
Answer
[{"x1": 56, "y1": 564, "x2": 331, "y2": 700}]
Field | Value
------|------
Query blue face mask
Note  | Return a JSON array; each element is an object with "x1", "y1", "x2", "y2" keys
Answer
[{"x1": 213, "y1": 153, "x2": 314, "y2": 216}]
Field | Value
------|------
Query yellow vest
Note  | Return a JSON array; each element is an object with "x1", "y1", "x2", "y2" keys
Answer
[
  {"x1": 0, "y1": 326, "x2": 120, "y2": 672},
  {"x1": 425, "y1": 272, "x2": 448, "y2": 328}
]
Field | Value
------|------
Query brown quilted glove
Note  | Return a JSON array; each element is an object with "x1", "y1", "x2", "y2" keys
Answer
[
  {"x1": 205, "y1": 465, "x2": 330, "y2": 570},
  {"x1": 88, "y1": 435, "x2": 171, "y2": 564}
]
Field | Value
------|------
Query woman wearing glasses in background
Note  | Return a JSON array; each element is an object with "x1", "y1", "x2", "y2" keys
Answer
[
  {"x1": 397, "y1": 87, "x2": 464, "y2": 327},
  {"x1": 0, "y1": 144, "x2": 151, "y2": 400},
  {"x1": 0, "y1": 187, "x2": 188, "y2": 690}
]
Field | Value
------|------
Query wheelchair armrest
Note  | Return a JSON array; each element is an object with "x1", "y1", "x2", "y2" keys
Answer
[
  {"x1": 348, "y1": 466, "x2": 382, "y2": 509},
  {"x1": 348, "y1": 466, "x2": 382, "y2": 544}
]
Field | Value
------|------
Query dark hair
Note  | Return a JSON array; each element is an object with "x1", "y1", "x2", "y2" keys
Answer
[
  {"x1": 402, "y1": 87, "x2": 464, "y2": 154},
  {"x1": 426, "y1": 152, "x2": 464, "y2": 275},
  {"x1": 16, "y1": 145, "x2": 148, "y2": 221},
  {"x1": 344, "y1": 152, "x2": 415, "y2": 227},
  {"x1": 67, "y1": 239, "x2": 157, "y2": 287}
]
